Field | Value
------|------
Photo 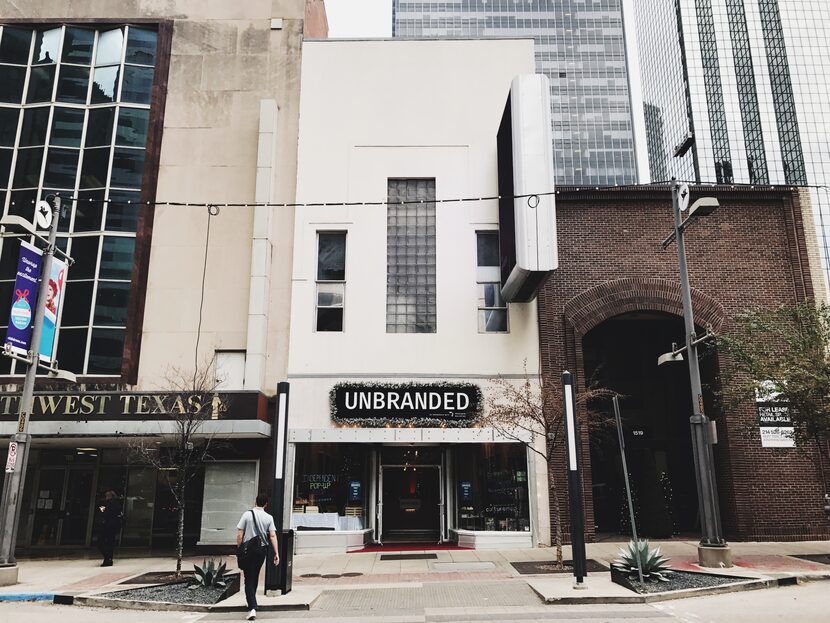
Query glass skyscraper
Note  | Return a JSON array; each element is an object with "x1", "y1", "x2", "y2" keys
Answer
[
  {"x1": 633, "y1": 0, "x2": 830, "y2": 271},
  {"x1": 393, "y1": 0, "x2": 638, "y2": 186}
]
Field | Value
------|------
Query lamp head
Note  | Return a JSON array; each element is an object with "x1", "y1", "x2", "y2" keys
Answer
[{"x1": 658, "y1": 351, "x2": 684, "y2": 366}]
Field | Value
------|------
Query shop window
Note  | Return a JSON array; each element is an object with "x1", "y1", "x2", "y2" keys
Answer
[
  {"x1": 315, "y1": 232, "x2": 346, "y2": 332},
  {"x1": 293, "y1": 443, "x2": 367, "y2": 530},
  {"x1": 455, "y1": 443, "x2": 529, "y2": 532},
  {"x1": 476, "y1": 231, "x2": 508, "y2": 332}
]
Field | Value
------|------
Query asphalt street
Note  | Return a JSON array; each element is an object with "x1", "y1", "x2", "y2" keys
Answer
[{"x1": 0, "y1": 580, "x2": 827, "y2": 622}]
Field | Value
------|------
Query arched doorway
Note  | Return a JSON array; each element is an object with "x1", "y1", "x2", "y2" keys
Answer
[{"x1": 583, "y1": 311, "x2": 718, "y2": 539}]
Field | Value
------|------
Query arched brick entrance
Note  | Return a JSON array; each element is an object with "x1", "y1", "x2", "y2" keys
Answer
[
  {"x1": 563, "y1": 277, "x2": 726, "y2": 336},
  {"x1": 556, "y1": 278, "x2": 726, "y2": 540}
]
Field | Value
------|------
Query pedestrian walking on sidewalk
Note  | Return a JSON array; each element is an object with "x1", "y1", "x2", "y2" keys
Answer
[
  {"x1": 97, "y1": 490, "x2": 122, "y2": 567},
  {"x1": 236, "y1": 493, "x2": 280, "y2": 621}
]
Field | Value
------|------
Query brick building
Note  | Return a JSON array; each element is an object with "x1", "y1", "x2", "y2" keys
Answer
[{"x1": 540, "y1": 185, "x2": 830, "y2": 542}]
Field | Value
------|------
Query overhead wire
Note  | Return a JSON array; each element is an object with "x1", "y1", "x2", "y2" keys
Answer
[{"x1": 5, "y1": 181, "x2": 829, "y2": 211}]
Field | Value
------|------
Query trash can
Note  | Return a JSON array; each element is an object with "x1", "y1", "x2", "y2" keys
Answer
[{"x1": 278, "y1": 529, "x2": 294, "y2": 594}]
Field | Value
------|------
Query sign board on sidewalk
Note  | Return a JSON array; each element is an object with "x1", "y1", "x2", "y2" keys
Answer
[
  {"x1": 5, "y1": 441, "x2": 17, "y2": 473},
  {"x1": 38, "y1": 255, "x2": 67, "y2": 363},
  {"x1": 4, "y1": 241, "x2": 43, "y2": 356}
]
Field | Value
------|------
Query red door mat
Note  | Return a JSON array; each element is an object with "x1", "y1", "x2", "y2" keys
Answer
[{"x1": 352, "y1": 543, "x2": 472, "y2": 553}]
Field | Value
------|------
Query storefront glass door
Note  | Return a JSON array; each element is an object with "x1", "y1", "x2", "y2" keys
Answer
[{"x1": 30, "y1": 466, "x2": 95, "y2": 546}]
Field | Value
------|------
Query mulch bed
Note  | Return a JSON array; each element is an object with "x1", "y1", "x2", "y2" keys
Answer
[
  {"x1": 104, "y1": 582, "x2": 229, "y2": 605},
  {"x1": 510, "y1": 559, "x2": 608, "y2": 575},
  {"x1": 104, "y1": 571, "x2": 240, "y2": 605},
  {"x1": 613, "y1": 569, "x2": 751, "y2": 594},
  {"x1": 119, "y1": 572, "x2": 192, "y2": 585}
]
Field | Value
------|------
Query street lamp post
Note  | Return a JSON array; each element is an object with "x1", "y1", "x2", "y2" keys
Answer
[
  {"x1": 662, "y1": 178, "x2": 732, "y2": 568},
  {"x1": 0, "y1": 195, "x2": 74, "y2": 576}
]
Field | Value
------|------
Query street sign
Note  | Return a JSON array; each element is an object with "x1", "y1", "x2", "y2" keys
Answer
[
  {"x1": 678, "y1": 183, "x2": 690, "y2": 212},
  {"x1": 35, "y1": 199, "x2": 53, "y2": 230},
  {"x1": 5, "y1": 441, "x2": 16, "y2": 473}
]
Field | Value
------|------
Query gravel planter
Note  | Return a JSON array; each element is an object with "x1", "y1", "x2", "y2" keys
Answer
[
  {"x1": 104, "y1": 574, "x2": 238, "y2": 606},
  {"x1": 612, "y1": 569, "x2": 749, "y2": 594}
]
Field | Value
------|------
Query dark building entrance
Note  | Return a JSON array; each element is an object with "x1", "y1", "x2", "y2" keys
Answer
[
  {"x1": 380, "y1": 446, "x2": 441, "y2": 543},
  {"x1": 584, "y1": 312, "x2": 714, "y2": 539}
]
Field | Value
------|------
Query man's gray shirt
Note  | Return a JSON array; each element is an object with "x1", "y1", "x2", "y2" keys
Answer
[{"x1": 237, "y1": 507, "x2": 276, "y2": 543}]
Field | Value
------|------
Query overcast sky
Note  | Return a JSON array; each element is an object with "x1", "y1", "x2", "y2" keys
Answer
[{"x1": 326, "y1": 0, "x2": 392, "y2": 37}]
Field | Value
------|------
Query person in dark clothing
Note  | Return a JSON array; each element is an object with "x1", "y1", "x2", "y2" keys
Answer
[
  {"x1": 97, "y1": 490, "x2": 122, "y2": 567},
  {"x1": 236, "y1": 494, "x2": 279, "y2": 621}
]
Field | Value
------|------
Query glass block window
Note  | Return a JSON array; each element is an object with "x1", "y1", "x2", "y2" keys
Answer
[
  {"x1": 476, "y1": 231, "x2": 507, "y2": 333},
  {"x1": 386, "y1": 179, "x2": 436, "y2": 334},
  {"x1": 0, "y1": 24, "x2": 158, "y2": 376},
  {"x1": 316, "y1": 232, "x2": 346, "y2": 332}
]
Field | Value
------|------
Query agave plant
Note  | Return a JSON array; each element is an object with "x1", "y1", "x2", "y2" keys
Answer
[
  {"x1": 612, "y1": 539, "x2": 672, "y2": 582},
  {"x1": 190, "y1": 558, "x2": 228, "y2": 589}
]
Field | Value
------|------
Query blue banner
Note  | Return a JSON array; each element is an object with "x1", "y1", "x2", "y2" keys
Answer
[{"x1": 5, "y1": 241, "x2": 42, "y2": 356}]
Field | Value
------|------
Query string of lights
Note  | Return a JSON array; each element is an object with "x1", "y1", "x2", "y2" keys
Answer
[{"x1": 5, "y1": 181, "x2": 830, "y2": 211}]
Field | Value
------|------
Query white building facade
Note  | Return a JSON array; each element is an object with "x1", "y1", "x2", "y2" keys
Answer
[{"x1": 285, "y1": 38, "x2": 551, "y2": 553}]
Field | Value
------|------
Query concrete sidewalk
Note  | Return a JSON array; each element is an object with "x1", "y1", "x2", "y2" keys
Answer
[{"x1": 1, "y1": 539, "x2": 828, "y2": 610}]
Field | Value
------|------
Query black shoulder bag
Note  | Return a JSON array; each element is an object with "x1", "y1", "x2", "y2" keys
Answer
[{"x1": 236, "y1": 510, "x2": 267, "y2": 567}]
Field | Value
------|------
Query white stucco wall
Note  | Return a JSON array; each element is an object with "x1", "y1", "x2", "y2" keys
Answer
[{"x1": 290, "y1": 39, "x2": 539, "y2": 379}]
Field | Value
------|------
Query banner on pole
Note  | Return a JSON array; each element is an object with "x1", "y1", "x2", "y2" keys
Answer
[
  {"x1": 38, "y1": 255, "x2": 67, "y2": 363},
  {"x1": 4, "y1": 241, "x2": 43, "y2": 356}
]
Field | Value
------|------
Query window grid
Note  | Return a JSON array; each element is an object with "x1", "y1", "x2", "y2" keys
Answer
[
  {"x1": 476, "y1": 231, "x2": 508, "y2": 334},
  {"x1": 386, "y1": 178, "x2": 436, "y2": 334},
  {"x1": 315, "y1": 231, "x2": 346, "y2": 333},
  {"x1": 0, "y1": 24, "x2": 156, "y2": 376}
]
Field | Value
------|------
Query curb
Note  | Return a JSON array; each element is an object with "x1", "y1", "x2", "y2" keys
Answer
[
  {"x1": 68, "y1": 594, "x2": 315, "y2": 612},
  {"x1": 0, "y1": 592, "x2": 55, "y2": 602},
  {"x1": 530, "y1": 574, "x2": 826, "y2": 605}
]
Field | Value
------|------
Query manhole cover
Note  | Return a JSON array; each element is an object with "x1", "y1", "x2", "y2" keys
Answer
[
  {"x1": 300, "y1": 573, "x2": 322, "y2": 578},
  {"x1": 380, "y1": 553, "x2": 438, "y2": 561},
  {"x1": 119, "y1": 572, "x2": 189, "y2": 584},
  {"x1": 510, "y1": 559, "x2": 607, "y2": 575},
  {"x1": 341, "y1": 572, "x2": 363, "y2": 577}
]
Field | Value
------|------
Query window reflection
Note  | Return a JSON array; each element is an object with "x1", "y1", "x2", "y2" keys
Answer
[
  {"x1": 91, "y1": 66, "x2": 119, "y2": 103},
  {"x1": 32, "y1": 28, "x2": 61, "y2": 65},
  {"x1": 95, "y1": 29, "x2": 124, "y2": 66}
]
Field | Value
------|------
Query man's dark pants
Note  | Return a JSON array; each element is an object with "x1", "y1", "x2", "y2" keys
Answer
[
  {"x1": 99, "y1": 530, "x2": 117, "y2": 564},
  {"x1": 242, "y1": 548, "x2": 267, "y2": 610}
]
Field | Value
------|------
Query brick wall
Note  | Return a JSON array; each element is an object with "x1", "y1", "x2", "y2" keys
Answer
[{"x1": 538, "y1": 185, "x2": 830, "y2": 542}]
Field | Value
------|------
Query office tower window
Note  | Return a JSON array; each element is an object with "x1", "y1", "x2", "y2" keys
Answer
[
  {"x1": 386, "y1": 178, "x2": 436, "y2": 333},
  {"x1": 0, "y1": 24, "x2": 159, "y2": 376},
  {"x1": 476, "y1": 231, "x2": 507, "y2": 333},
  {"x1": 696, "y1": 0, "x2": 733, "y2": 184},
  {"x1": 726, "y1": 0, "x2": 769, "y2": 184},
  {"x1": 316, "y1": 232, "x2": 346, "y2": 332},
  {"x1": 758, "y1": 0, "x2": 806, "y2": 185}
]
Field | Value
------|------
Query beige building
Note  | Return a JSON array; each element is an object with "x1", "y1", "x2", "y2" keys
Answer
[{"x1": 0, "y1": 1, "x2": 325, "y2": 552}]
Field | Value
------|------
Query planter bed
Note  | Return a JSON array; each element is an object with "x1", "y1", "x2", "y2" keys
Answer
[
  {"x1": 101, "y1": 572, "x2": 239, "y2": 606},
  {"x1": 611, "y1": 567, "x2": 751, "y2": 594}
]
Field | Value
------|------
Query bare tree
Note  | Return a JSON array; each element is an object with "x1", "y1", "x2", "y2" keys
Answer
[
  {"x1": 129, "y1": 359, "x2": 228, "y2": 576},
  {"x1": 482, "y1": 365, "x2": 614, "y2": 568}
]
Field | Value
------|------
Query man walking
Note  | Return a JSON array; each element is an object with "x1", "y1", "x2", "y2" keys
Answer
[
  {"x1": 97, "y1": 490, "x2": 121, "y2": 567},
  {"x1": 237, "y1": 493, "x2": 280, "y2": 621}
]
